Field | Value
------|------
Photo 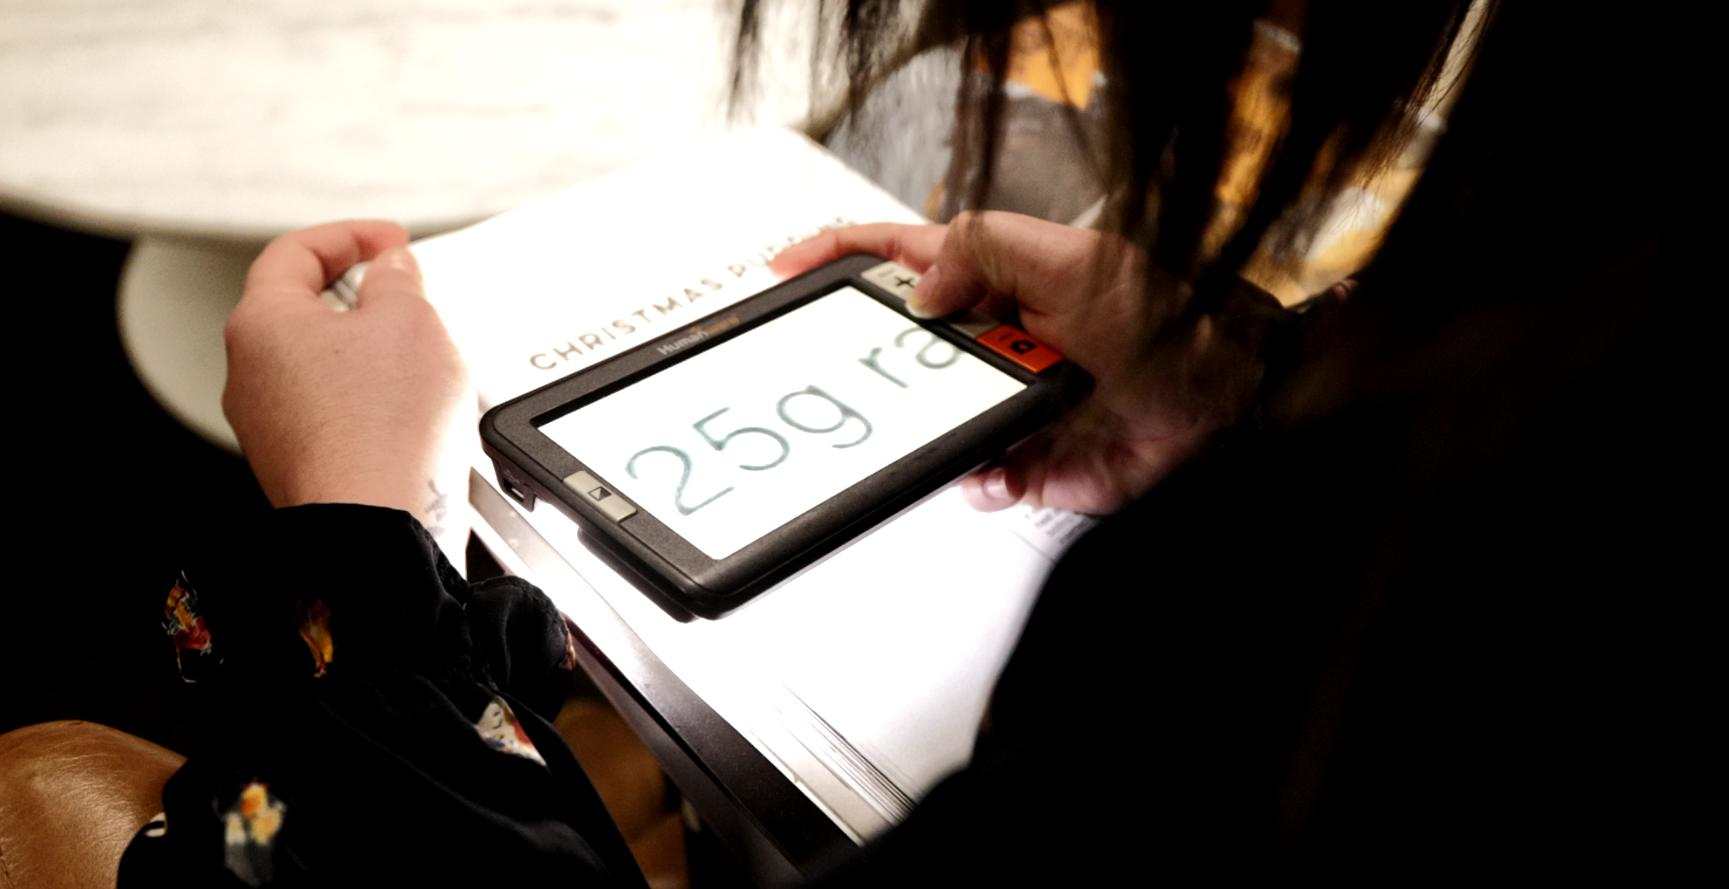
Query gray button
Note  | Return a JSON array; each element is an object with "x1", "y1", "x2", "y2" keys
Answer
[
  {"x1": 948, "y1": 310, "x2": 999, "y2": 340},
  {"x1": 564, "y1": 470, "x2": 636, "y2": 522},
  {"x1": 865, "y1": 262, "x2": 998, "y2": 340},
  {"x1": 862, "y1": 261, "x2": 920, "y2": 300}
]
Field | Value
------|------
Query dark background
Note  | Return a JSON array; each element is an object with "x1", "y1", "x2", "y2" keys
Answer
[{"x1": 1, "y1": 211, "x2": 270, "y2": 752}]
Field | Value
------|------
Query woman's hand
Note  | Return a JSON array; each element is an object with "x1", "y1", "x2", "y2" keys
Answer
[
  {"x1": 222, "y1": 221, "x2": 474, "y2": 557},
  {"x1": 773, "y1": 212, "x2": 1264, "y2": 514}
]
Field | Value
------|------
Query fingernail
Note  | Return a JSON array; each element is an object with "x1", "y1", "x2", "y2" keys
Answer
[
  {"x1": 374, "y1": 246, "x2": 420, "y2": 282},
  {"x1": 907, "y1": 265, "x2": 941, "y2": 318},
  {"x1": 983, "y1": 468, "x2": 1011, "y2": 502}
]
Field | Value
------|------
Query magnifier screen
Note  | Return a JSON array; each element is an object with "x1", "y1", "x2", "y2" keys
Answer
[{"x1": 538, "y1": 286, "x2": 1026, "y2": 559}]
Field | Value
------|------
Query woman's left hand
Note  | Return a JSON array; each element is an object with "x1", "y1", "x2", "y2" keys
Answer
[{"x1": 773, "y1": 213, "x2": 1267, "y2": 515}]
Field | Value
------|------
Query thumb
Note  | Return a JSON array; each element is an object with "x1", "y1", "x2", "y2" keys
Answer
[{"x1": 354, "y1": 246, "x2": 424, "y2": 311}]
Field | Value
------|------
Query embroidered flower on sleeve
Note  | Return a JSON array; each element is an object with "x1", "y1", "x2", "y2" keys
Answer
[
  {"x1": 296, "y1": 598, "x2": 334, "y2": 678},
  {"x1": 559, "y1": 614, "x2": 580, "y2": 672},
  {"x1": 222, "y1": 781, "x2": 285, "y2": 887},
  {"x1": 474, "y1": 696, "x2": 546, "y2": 766},
  {"x1": 163, "y1": 572, "x2": 218, "y2": 683}
]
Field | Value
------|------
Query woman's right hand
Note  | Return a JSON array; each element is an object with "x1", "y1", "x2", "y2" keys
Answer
[
  {"x1": 222, "y1": 221, "x2": 475, "y2": 557},
  {"x1": 772, "y1": 212, "x2": 1265, "y2": 514}
]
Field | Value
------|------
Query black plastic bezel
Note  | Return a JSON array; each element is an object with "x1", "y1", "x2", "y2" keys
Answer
[{"x1": 480, "y1": 253, "x2": 1087, "y2": 619}]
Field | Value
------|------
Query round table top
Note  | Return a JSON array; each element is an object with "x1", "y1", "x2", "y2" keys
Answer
[{"x1": 0, "y1": 0, "x2": 814, "y2": 240}]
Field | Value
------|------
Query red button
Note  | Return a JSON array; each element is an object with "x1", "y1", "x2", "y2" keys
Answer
[{"x1": 978, "y1": 325, "x2": 1062, "y2": 373}]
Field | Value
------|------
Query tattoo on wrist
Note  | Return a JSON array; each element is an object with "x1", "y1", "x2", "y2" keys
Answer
[{"x1": 426, "y1": 479, "x2": 449, "y2": 538}]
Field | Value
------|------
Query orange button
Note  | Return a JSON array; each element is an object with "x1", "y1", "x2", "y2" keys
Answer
[{"x1": 978, "y1": 324, "x2": 1062, "y2": 373}]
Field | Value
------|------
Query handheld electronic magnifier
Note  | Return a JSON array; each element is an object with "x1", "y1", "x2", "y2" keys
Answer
[{"x1": 481, "y1": 254, "x2": 1088, "y2": 619}]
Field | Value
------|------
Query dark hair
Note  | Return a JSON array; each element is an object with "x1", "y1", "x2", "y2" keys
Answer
[{"x1": 735, "y1": 1, "x2": 1488, "y2": 298}]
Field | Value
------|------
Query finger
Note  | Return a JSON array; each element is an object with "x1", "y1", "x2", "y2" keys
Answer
[
  {"x1": 353, "y1": 246, "x2": 424, "y2": 312},
  {"x1": 959, "y1": 464, "x2": 1025, "y2": 512},
  {"x1": 909, "y1": 211, "x2": 1104, "y2": 320},
  {"x1": 242, "y1": 220, "x2": 409, "y2": 309},
  {"x1": 769, "y1": 223, "x2": 948, "y2": 278},
  {"x1": 959, "y1": 433, "x2": 1052, "y2": 512}
]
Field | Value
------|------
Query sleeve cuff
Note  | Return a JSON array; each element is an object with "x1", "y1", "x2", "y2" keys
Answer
[{"x1": 173, "y1": 504, "x2": 471, "y2": 681}]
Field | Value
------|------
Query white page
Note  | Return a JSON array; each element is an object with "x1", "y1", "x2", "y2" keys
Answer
[
  {"x1": 353, "y1": 128, "x2": 1095, "y2": 836},
  {"x1": 389, "y1": 128, "x2": 915, "y2": 406}
]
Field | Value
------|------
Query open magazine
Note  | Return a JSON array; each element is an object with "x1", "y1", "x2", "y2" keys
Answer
[{"x1": 340, "y1": 127, "x2": 1093, "y2": 840}]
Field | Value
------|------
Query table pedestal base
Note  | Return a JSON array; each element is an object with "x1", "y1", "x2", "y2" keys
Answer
[{"x1": 116, "y1": 237, "x2": 256, "y2": 453}]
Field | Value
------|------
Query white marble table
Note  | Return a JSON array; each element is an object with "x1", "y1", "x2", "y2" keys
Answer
[{"x1": 0, "y1": 0, "x2": 814, "y2": 448}]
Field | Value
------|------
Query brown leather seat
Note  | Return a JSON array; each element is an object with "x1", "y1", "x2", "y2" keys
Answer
[
  {"x1": 0, "y1": 721, "x2": 183, "y2": 889},
  {"x1": 0, "y1": 701, "x2": 687, "y2": 889},
  {"x1": 555, "y1": 698, "x2": 688, "y2": 889}
]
